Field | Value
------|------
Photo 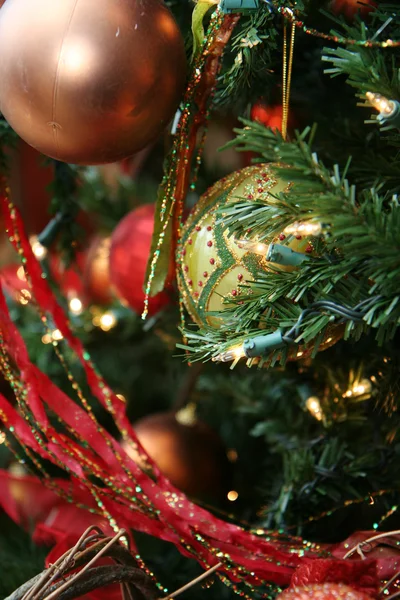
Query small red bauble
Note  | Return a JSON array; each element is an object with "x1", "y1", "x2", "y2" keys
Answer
[
  {"x1": 124, "y1": 411, "x2": 232, "y2": 501},
  {"x1": 330, "y1": 0, "x2": 376, "y2": 20},
  {"x1": 251, "y1": 103, "x2": 285, "y2": 132},
  {"x1": 109, "y1": 204, "x2": 171, "y2": 316},
  {"x1": 278, "y1": 584, "x2": 374, "y2": 600}
]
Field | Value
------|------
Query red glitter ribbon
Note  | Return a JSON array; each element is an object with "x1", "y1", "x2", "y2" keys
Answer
[{"x1": 0, "y1": 195, "x2": 387, "y2": 593}]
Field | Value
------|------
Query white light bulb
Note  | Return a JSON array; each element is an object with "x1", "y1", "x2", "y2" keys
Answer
[
  {"x1": 99, "y1": 311, "x2": 117, "y2": 332},
  {"x1": 52, "y1": 329, "x2": 64, "y2": 342},
  {"x1": 29, "y1": 236, "x2": 47, "y2": 260},
  {"x1": 306, "y1": 396, "x2": 324, "y2": 421},
  {"x1": 227, "y1": 490, "x2": 239, "y2": 502},
  {"x1": 69, "y1": 297, "x2": 83, "y2": 315},
  {"x1": 366, "y1": 92, "x2": 396, "y2": 116}
]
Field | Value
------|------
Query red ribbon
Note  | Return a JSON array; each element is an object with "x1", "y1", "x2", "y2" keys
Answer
[{"x1": 0, "y1": 196, "x2": 384, "y2": 592}]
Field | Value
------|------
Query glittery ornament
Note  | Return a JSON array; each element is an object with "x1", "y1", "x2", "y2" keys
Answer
[
  {"x1": 83, "y1": 236, "x2": 113, "y2": 306},
  {"x1": 177, "y1": 164, "x2": 342, "y2": 357},
  {"x1": 277, "y1": 583, "x2": 373, "y2": 600},
  {"x1": 0, "y1": 0, "x2": 186, "y2": 165},
  {"x1": 124, "y1": 409, "x2": 232, "y2": 501},
  {"x1": 110, "y1": 204, "x2": 171, "y2": 316},
  {"x1": 330, "y1": 0, "x2": 377, "y2": 20}
]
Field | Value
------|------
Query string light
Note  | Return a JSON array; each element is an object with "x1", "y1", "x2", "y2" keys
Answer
[
  {"x1": 235, "y1": 239, "x2": 310, "y2": 267},
  {"x1": 227, "y1": 449, "x2": 238, "y2": 463},
  {"x1": 69, "y1": 296, "x2": 83, "y2": 315},
  {"x1": 284, "y1": 221, "x2": 323, "y2": 237},
  {"x1": 41, "y1": 333, "x2": 52, "y2": 345},
  {"x1": 343, "y1": 378, "x2": 372, "y2": 398},
  {"x1": 219, "y1": 1, "x2": 400, "y2": 48},
  {"x1": 214, "y1": 298, "x2": 379, "y2": 364},
  {"x1": 366, "y1": 92, "x2": 396, "y2": 115},
  {"x1": 52, "y1": 329, "x2": 64, "y2": 342},
  {"x1": 220, "y1": 0, "x2": 260, "y2": 13},
  {"x1": 227, "y1": 490, "x2": 239, "y2": 501},
  {"x1": 214, "y1": 344, "x2": 247, "y2": 363},
  {"x1": 29, "y1": 235, "x2": 47, "y2": 260},
  {"x1": 16, "y1": 266, "x2": 26, "y2": 281},
  {"x1": 0, "y1": 431, "x2": 6, "y2": 444},
  {"x1": 305, "y1": 396, "x2": 324, "y2": 422},
  {"x1": 214, "y1": 331, "x2": 287, "y2": 363},
  {"x1": 98, "y1": 311, "x2": 117, "y2": 332},
  {"x1": 278, "y1": 6, "x2": 400, "y2": 49},
  {"x1": 235, "y1": 239, "x2": 269, "y2": 255},
  {"x1": 18, "y1": 289, "x2": 31, "y2": 305},
  {"x1": 366, "y1": 92, "x2": 400, "y2": 128}
]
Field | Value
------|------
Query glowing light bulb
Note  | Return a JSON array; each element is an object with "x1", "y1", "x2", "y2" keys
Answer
[
  {"x1": 213, "y1": 344, "x2": 245, "y2": 363},
  {"x1": 29, "y1": 236, "x2": 47, "y2": 260},
  {"x1": 0, "y1": 432, "x2": 6, "y2": 444},
  {"x1": 99, "y1": 311, "x2": 117, "y2": 332},
  {"x1": 227, "y1": 490, "x2": 239, "y2": 502},
  {"x1": 284, "y1": 221, "x2": 322, "y2": 237},
  {"x1": 306, "y1": 396, "x2": 324, "y2": 421},
  {"x1": 69, "y1": 297, "x2": 83, "y2": 315},
  {"x1": 227, "y1": 449, "x2": 238, "y2": 463},
  {"x1": 42, "y1": 333, "x2": 52, "y2": 345},
  {"x1": 234, "y1": 239, "x2": 269, "y2": 256},
  {"x1": 366, "y1": 92, "x2": 396, "y2": 116},
  {"x1": 351, "y1": 378, "x2": 372, "y2": 396},
  {"x1": 17, "y1": 266, "x2": 26, "y2": 281},
  {"x1": 19, "y1": 289, "x2": 31, "y2": 305},
  {"x1": 52, "y1": 329, "x2": 64, "y2": 342}
]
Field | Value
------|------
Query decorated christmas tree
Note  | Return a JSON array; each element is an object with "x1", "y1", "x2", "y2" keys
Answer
[{"x1": 0, "y1": 1, "x2": 399, "y2": 600}]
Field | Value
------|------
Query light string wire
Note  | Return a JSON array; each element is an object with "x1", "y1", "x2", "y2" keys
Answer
[{"x1": 277, "y1": 6, "x2": 400, "y2": 48}]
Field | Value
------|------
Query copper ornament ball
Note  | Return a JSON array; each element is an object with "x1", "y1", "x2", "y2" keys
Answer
[
  {"x1": 0, "y1": 0, "x2": 186, "y2": 165},
  {"x1": 126, "y1": 411, "x2": 232, "y2": 501}
]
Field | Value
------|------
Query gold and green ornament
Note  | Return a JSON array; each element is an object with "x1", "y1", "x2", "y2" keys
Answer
[{"x1": 177, "y1": 164, "x2": 342, "y2": 359}]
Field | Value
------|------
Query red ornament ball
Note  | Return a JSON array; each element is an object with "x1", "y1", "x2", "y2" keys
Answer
[
  {"x1": 83, "y1": 236, "x2": 113, "y2": 306},
  {"x1": 125, "y1": 410, "x2": 232, "y2": 501},
  {"x1": 109, "y1": 204, "x2": 171, "y2": 316},
  {"x1": 330, "y1": 0, "x2": 376, "y2": 20},
  {"x1": 278, "y1": 584, "x2": 373, "y2": 600}
]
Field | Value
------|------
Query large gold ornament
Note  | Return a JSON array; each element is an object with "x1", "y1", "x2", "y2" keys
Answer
[
  {"x1": 0, "y1": 0, "x2": 186, "y2": 165},
  {"x1": 177, "y1": 164, "x2": 342, "y2": 359}
]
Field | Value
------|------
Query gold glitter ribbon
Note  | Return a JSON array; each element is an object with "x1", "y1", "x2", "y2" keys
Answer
[{"x1": 281, "y1": 20, "x2": 296, "y2": 141}]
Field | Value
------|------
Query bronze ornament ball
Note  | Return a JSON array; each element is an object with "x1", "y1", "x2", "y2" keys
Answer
[
  {"x1": 125, "y1": 411, "x2": 232, "y2": 502},
  {"x1": 0, "y1": 0, "x2": 186, "y2": 165}
]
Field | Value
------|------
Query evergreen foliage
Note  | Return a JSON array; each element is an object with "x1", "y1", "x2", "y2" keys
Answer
[{"x1": 0, "y1": 0, "x2": 400, "y2": 598}]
